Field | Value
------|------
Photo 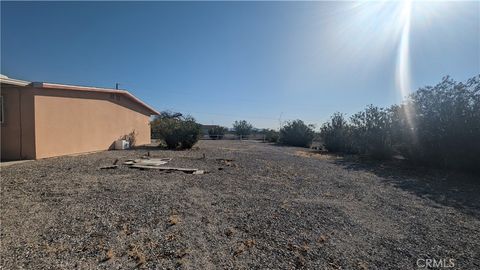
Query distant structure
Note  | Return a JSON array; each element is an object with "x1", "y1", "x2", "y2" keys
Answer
[{"x1": 200, "y1": 124, "x2": 219, "y2": 136}]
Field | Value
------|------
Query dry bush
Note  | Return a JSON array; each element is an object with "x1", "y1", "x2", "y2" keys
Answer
[{"x1": 122, "y1": 130, "x2": 138, "y2": 147}]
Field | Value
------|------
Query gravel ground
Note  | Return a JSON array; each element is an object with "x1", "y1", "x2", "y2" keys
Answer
[{"x1": 1, "y1": 140, "x2": 479, "y2": 269}]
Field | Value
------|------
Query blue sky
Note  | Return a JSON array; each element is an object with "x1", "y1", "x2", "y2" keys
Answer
[{"x1": 1, "y1": 1, "x2": 479, "y2": 129}]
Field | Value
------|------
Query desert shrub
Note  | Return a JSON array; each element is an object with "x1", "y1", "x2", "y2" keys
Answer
[
  {"x1": 208, "y1": 126, "x2": 228, "y2": 139},
  {"x1": 392, "y1": 76, "x2": 480, "y2": 170},
  {"x1": 279, "y1": 120, "x2": 315, "y2": 147},
  {"x1": 320, "y1": 75, "x2": 480, "y2": 171},
  {"x1": 320, "y1": 113, "x2": 353, "y2": 153},
  {"x1": 264, "y1": 129, "x2": 280, "y2": 143},
  {"x1": 151, "y1": 112, "x2": 201, "y2": 149},
  {"x1": 122, "y1": 130, "x2": 138, "y2": 147},
  {"x1": 233, "y1": 120, "x2": 253, "y2": 138},
  {"x1": 349, "y1": 105, "x2": 394, "y2": 159}
]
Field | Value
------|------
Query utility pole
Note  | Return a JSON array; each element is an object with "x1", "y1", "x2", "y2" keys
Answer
[{"x1": 278, "y1": 112, "x2": 283, "y2": 131}]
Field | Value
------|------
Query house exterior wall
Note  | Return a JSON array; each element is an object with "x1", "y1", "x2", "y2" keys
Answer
[
  {"x1": 0, "y1": 86, "x2": 36, "y2": 160},
  {"x1": 33, "y1": 88, "x2": 151, "y2": 159}
]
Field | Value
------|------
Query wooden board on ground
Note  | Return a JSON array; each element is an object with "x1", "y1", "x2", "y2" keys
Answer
[{"x1": 130, "y1": 165, "x2": 203, "y2": 174}]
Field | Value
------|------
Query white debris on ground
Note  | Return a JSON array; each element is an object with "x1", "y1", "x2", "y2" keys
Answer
[
  {"x1": 124, "y1": 158, "x2": 205, "y2": 174},
  {"x1": 123, "y1": 158, "x2": 171, "y2": 166}
]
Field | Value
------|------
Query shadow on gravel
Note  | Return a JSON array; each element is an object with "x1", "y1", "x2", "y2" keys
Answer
[
  {"x1": 334, "y1": 158, "x2": 480, "y2": 218},
  {"x1": 127, "y1": 145, "x2": 193, "y2": 151}
]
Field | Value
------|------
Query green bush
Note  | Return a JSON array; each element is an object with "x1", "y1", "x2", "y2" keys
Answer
[
  {"x1": 392, "y1": 76, "x2": 480, "y2": 170},
  {"x1": 264, "y1": 129, "x2": 280, "y2": 143},
  {"x1": 320, "y1": 75, "x2": 480, "y2": 171},
  {"x1": 151, "y1": 112, "x2": 201, "y2": 149},
  {"x1": 350, "y1": 105, "x2": 394, "y2": 160},
  {"x1": 320, "y1": 113, "x2": 353, "y2": 153},
  {"x1": 233, "y1": 120, "x2": 253, "y2": 138},
  {"x1": 280, "y1": 120, "x2": 315, "y2": 147},
  {"x1": 208, "y1": 126, "x2": 228, "y2": 139}
]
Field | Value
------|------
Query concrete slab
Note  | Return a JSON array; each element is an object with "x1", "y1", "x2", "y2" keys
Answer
[{"x1": 0, "y1": 160, "x2": 34, "y2": 167}]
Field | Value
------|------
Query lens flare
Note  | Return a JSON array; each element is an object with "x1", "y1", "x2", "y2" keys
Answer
[
  {"x1": 395, "y1": 0, "x2": 416, "y2": 131},
  {"x1": 396, "y1": 0, "x2": 412, "y2": 100}
]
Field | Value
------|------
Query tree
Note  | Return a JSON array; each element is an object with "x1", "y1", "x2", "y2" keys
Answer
[{"x1": 233, "y1": 120, "x2": 253, "y2": 137}]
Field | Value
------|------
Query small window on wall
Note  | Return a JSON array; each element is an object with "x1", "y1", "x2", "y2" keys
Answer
[{"x1": 0, "y1": 96, "x2": 4, "y2": 124}]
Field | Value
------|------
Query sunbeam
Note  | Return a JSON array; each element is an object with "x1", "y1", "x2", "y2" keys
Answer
[{"x1": 395, "y1": 0, "x2": 416, "y2": 132}]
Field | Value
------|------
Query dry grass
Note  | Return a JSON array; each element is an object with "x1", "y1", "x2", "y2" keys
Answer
[
  {"x1": 175, "y1": 248, "x2": 189, "y2": 259},
  {"x1": 225, "y1": 228, "x2": 235, "y2": 237},
  {"x1": 100, "y1": 249, "x2": 115, "y2": 262},
  {"x1": 288, "y1": 243, "x2": 309, "y2": 254},
  {"x1": 294, "y1": 150, "x2": 339, "y2": 160},
  {"x1": 244, "y1": 239, "x2": 255, "y2": 248},
  {"x1": 128, "y1": 244, "x2": 146, "y2": 266},
  {"x1": 234, "y1": 239, "x2": 256, "y2": 256},
  {"x1": 357, "y1": 261, "x2": 369, "y2": 270},
  {"x1": 216, "y1": 158, "x2": 237, "y2": 167},
  {"x1": 317, "y1": 235, "x2": 327, "y2": 244},
  {"x1": 44, "y1": 242, "x2": 68, "y2": 254},
  {"x1": 168, "y1": 215, "x2": 180, "y2": 226},
  {"x1": 165, "y1": 233, "x2": 177, "y2": 242}
]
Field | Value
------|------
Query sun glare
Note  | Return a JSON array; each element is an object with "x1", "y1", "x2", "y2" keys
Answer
[
  {"x1": 327, "y1": 0, "x2": 425, "y2": 132},
  {"x1": 396, "y1": 0, "x2": 412, "y2": 100},
  {"x1": 395, "y1": 0, "x2": 416, "y2": 130},
  {"x1": 339, "y1": 0, "x2": 419, "y2": 130}
]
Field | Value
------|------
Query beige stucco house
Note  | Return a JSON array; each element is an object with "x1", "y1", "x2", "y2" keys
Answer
[{"x1": 0, "y1": 75, "x2": 159, "y2": 160}]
